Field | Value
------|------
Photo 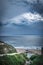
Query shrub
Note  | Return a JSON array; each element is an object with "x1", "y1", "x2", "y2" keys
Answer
[
  {"x1": 30, "y1": 55, "x2": 37, "y2": 61},
  {"x1": 30, "y1": 55, "x2": 43, "y2": 65}
]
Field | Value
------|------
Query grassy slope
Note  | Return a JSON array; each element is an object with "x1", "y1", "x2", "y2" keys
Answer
[
  {"x1": 30, "y1": 55, "x2": 43, "y2": 65},
  {"x1": 0, "y1": 53, "x2": 28, "y2": 65},
  {"x1": 0, "y1": 41, "x2": 17, "y2": 54}
]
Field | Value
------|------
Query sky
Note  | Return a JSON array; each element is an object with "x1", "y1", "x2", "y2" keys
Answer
[
  {"x1": 0, "y1": 0, "x2": 43, "y2": 36},
  {"x1": 0, "y1": 0, "x2": 43, "y2": 47}
]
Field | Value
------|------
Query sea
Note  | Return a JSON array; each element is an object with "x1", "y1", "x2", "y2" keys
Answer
[
  {"x1": 0, "y1": 35, "x2": 43, "y2": 49},
  {"x1": 0, "y1": 35, "x2": 43, "y2": 57}
]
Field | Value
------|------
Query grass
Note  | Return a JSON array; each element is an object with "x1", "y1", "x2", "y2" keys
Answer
[{"x1": 0, "y1": 53, "x2": 28, "y2": 65}]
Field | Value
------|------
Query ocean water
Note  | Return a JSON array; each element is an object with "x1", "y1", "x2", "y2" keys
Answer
[{"x1": 0, "y1": 35, "x2": 43, "y2": 49}]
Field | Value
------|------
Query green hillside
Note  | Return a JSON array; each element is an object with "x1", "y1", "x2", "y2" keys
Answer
[
  {"x1": 0, "y1": 41, "x2": 17, "y2": 54},
  {"x1": 0, "y1": 41, "x2": 28, "y2": 65},
  {"x1": 30, "y1": 55, "x2": 43, "y2": 65},
  {"x1": 0, "y1": 53, "x2": 28, "y2": 65}
]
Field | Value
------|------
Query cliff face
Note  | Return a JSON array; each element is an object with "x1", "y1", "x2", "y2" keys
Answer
[{"x1": 0, "y1": 41, "x2": 17, "y2": 54}]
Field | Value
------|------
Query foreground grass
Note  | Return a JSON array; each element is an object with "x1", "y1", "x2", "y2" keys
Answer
[
  {"x1": 30, "y1": 55, "x2": 43, "y2": 65},
  {"x1": 0, "y1": 52, "x2": 43, "y2": 65},
  {"x1": 0, "y1": 53, "x2": 28, "y2": 65}
]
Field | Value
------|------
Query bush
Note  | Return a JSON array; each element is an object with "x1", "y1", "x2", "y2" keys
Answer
[
  {"x1": 30, "y1": 55, "x2": 43, "y2": 65},
  {"x1": 30, "y1": 55, "x2": 37, "y2": 61}
]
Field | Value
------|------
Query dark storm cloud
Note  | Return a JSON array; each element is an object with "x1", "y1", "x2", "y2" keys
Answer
[
  {"x1": 0, "y1": 0, "x2": 43, "y2": 22},
  {"x1": 32, "y1": 1, "x2": 43, "y2": 15},
  {"x1": 0, "y1": 0, "x2": 43, "y2": 36},
  {"x1": 0, "y1": 0, "x2": 7, "y2": 18},
  {"x1": 22, "y1": 0, "x2": 43, "y2": 15}
]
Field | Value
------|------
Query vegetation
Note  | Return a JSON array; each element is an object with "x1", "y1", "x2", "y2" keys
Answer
[
  {"x1": 0, "y1": 41, "x2": 28, "y2": 65},
  {"x1": 0, "y1": 41, "x2": 43, "y2": 65},
  {"x1": 30, "y1": 55, "x2": 43, "y2": 65},
  {"x1": 30, "y1": 55, "x2": 38, "y2": 61},
  {"x1": 0, "y1": 41, "x2": 17, "y2": 54},
  {"x1": 0, "y1": 53, "x2": 28, "y2": 65}
]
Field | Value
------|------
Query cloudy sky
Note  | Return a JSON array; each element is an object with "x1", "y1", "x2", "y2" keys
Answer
[{"x1": 0, "y1": 0, "x2": 43, "y2": 36}]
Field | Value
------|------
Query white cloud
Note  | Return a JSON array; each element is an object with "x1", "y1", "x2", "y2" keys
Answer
[
  {"x1": 9, "y1": 12, "x2": 43, "y2": 24},
  {"x1": 5, "y1": 12, "x2": 43, "y2": 25},
  {"x1": 22, "y1": 12, "x2": 43, "y2": 22}
]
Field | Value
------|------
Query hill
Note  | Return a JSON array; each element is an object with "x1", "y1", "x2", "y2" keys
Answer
[
  {"x1": 0, "y1": 41, "x2": 28, "y2": 65},
  {"x1": 0, "y1": 41, "x2": 17, "y2": 54}
]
